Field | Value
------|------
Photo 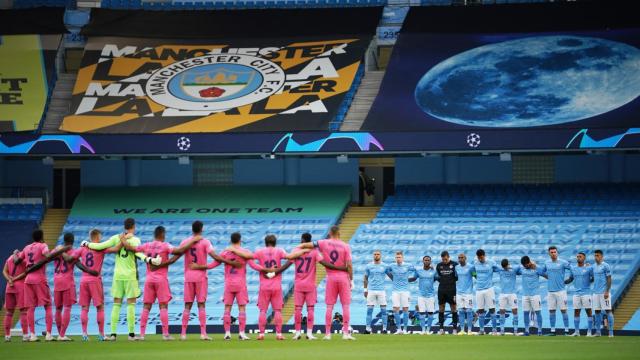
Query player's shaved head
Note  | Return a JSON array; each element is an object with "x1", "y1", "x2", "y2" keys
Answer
[
  {"x1": 63, "y1": 232, "x2": 74, "y2": 246},
  {"x1": 264, "y1": 234, "x2": 277, "y2": 247},
  {"x1": 373, "y1": 250, "x2": 381, "y2": 262},
  {"x1": 231, "y1": 232, "x2": 241, "y2": 244},
  {"x1": 501, "y1": 258, "x2": 509, "y2": 268},
  {"x1": 154, "y1": 226, "x2": 166, "y2": 240},
  {"x1": 458, "y1": 253, "x2": 467, "y2": 265}
]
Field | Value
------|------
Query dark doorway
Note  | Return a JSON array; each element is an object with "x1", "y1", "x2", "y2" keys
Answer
[
  {"x1": 362, "y1": 166, "x2": 395, "y2": 206},
  {"x1": 53, "y1": 168, "x2": 81, "y2": 209}
]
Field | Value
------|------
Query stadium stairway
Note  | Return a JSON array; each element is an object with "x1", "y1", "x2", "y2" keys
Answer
[
  {"x1": 42, "y1": 73, "x2": 76, "y2": 133},
  {"x1": 280, "y1": 206, "x2": 380, "y2": 324},
  {"x1": 616, "y1": 271, "x2": 640, "y2": 330},
  {"x1": 41, "y1": 209, "x2": 71, "y2": 249},
  {"x1": 340, "y1": 71, "x2": 384, "y2": 131}
]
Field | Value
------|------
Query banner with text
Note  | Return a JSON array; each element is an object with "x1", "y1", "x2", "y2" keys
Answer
[
  {"x1": 0, "y1": 34, "x2": 61, "y2": 132},
  {"x1": 61, "y1": 37, "x2": 368, "y2": 133}
]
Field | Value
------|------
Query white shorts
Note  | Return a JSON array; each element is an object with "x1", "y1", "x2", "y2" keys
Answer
[
  {"x1": 547, "y1": 290, "x2": 568, "y2": 311},
  {"x1": 476, "y1": 288, "x2": 495, "y2": 311},
  {"x1": 456, "y1": 294, "x2": 474, "y2": 309},
  {"x1": 392, "y1": 291, "x2": 410, "y2": 308},
  {"x1": 522, "y1": 295, "x2": 542, "y2": 312},
  {"x1": 499, "y1": 293, "x2": 518, "y2": 311},
  {"x1": 592, "y1": 293, "x2": 612, "y2": 311},
  {"x1": 572, "y1": 295, "x2": 592, "y2": 310},
  {"x1": 417, "y1": 296, "x2": 436, "y2": 313},
  {"x1": 366, "y1": 290, "x2": 387, "y2": 307}
]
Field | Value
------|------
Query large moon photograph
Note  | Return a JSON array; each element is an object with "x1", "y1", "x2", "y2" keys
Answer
[{"x1": 414, "y1": 35, "x2": 640, "y2": 127}]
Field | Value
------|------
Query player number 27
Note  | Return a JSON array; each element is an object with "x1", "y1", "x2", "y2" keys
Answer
[{"x1": 296, "y1": 257, "x2": 312, "y2": 273}]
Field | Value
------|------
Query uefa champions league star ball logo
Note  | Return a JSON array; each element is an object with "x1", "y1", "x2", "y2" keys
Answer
[
  {"x1": 146, "y1": 54, "x2": 286, "y2": 112},
  {"x1": 466, "y1": 133, "x2": 481, "y2": 148},
  {"x1": 177, "y1": 136, "x2": 191, "y2": 151}
]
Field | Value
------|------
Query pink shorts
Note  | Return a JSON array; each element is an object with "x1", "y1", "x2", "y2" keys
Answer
[
  {"x1": 184, "y1": 281, "x2": 207, "y2": 303},
  {"x1": 54, "y1": 288, "x2": 77, "y2": 307},
  {"x1": 224, "y1": 287, "x2": 248, "y2": 306},
  {"x1": 79, "y1": 281, "x2": 104, "y2": 307},
  {"x1": 24, "y1": 282, "x2": 51, "y2": 307},
  {"x1": 4, "y1": 282, "x2": 25, "y2": 309},
  {"x1": 325, "y1": 277, "x2": 351, "y2": 305},
  {"x1": 294, "y1": 289, "x2": 317, "y2": 307},
  {"x1": 257, "y1": 288, "x2": 283, "y2": 311},
  {"x1": 143, "y1": 280, "x2": 172, "y2": 304}
]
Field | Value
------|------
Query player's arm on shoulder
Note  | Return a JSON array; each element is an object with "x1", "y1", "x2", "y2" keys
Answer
[
  {"x1": 385, "y1": 266, "x2": 394, "y2": 280},
  {"x1": 172, "y1": 240, "x2": 195, "y2": 255},
  {"x1": 225, "y1": 247, "x2": 253, "y2": 260},
  {"x1": 564, "y1": 273, "x2": 574, "y2": 284},
  {"x1": 87, "y1": 236, "x2": 117, "y2": 251},
  {"x1": 285, "y1": 248, "x2": 310, "y2": 260}
]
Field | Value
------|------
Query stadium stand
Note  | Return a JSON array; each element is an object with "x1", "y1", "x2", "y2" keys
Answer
[
  {"x1": 344, "y1": 184, "x2": 640, "y2": 327},
  {"x1": 41, "y1": 186, "x2": 350, "y2": 334}
]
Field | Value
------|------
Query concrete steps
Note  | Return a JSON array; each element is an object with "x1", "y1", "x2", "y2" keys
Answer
[
  {"x1": 340, "y1": 71, "x2": 384, "y2": 131},
  {"x1": 615, "y1": 271, "x2": 640, "y2": 330},
  {"x1": 42, "y1": 73, "x2": 76, "y2": 133}
]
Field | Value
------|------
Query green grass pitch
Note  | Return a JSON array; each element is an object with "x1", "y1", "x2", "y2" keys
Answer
[{"x1": 2, "y1": 334, "x2": 639, "y2": 360}]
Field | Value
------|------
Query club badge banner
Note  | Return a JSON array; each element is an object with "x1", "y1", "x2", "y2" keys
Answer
[
  {"x1": 0, "y1": 34, "x2": 61, "y2": 132},
  {"x1": 61, "y1": 37, "x2": 368, "y2": 133}
]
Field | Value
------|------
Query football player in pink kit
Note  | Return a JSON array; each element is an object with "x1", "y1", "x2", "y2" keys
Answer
[
  {"x1": 218, "y1": 232, "x2": 252, "y2": 340},
  {"x1": 16, "y1": 230, "x2": 71, "y2": 342},
  {"x1": 119, "y1": 225, "x2": 205, "y2": 341},
  {"x1": 176, "y1": 221, "x2": 237, "y2": 341},
  {"x1": 244, "y1": 234, "x2": 310, "y2": 341},
  {"x1": 300, "y1": 226, "x2": 355, "y2": 340},
  {"x1": 75, "y1": 229, "x2": 113, "y2": 341},
  {"x1": 52, "y1": 233, "x2": 97, "y2": 341},
  {"x1": 2, "y1": 249, "x2": 28, "y2": 342}
]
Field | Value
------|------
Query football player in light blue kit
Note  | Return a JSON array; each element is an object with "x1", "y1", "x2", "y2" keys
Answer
[
  {"x1": 409, "y1": 255, "x2": 438, "y2": 335},
  {"x1": 497, "y1": 259, "x2": 519, "y2": 335},
  {"x1": 474, "y1": 249, "x2": 501, "y2": 335},
  {"x1": 517, "y1": 256, "x2": 544, "y2": 336},
  {"x1": 363, "y1": 250, "x2": 388, "y2": 334},
  {"x1": 385, "y1": 251, "x2": 416, "y2": 334},
  {"x1": 565, "y1": 252, "x2": 594, "y2": 336},
  {"x1": 539, "y1": 246, "x2": 571, "y2": 335},
  {"x1": 592, "y1": 249, "x2": 614, "y2": 337},
  {"x1": 456, "y1": 253, "x2": 475, "y2": 335}
]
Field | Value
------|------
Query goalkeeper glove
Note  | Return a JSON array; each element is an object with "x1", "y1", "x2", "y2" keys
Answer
[
  {"x1": 145, "y1": 256, "x2": 162, "y2": 266},
  {"x1": 266, "y1": 272, "x2": 276, "y2": 279},
  {"x1": 80, "y1": 241, "x2": 89, "y2": 247}
]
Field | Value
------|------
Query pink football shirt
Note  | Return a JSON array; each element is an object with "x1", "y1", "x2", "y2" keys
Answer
[
  {"x1": 20, "y1": 242, "x2": 50, "y2": 284},
  {"x1": 250, "y1": 247, "x2": 287, "y2": 290},
  {"x1": 53, "y1": 248, "x2": 79, "y2": 291},
  {"x1": 76, "y1": 247, "x2": 105, "y2": 283},
  {"x1": 181, "y1": 236, "x2": 214, "y2": 283},
  {"x1": 221, "y1": 247, "x2": 249, "y2": 291},
  {"x1": 317, "y1": 239, "x2": 351, "y2": 279},
  {"x1": 294, "y1": 249, "x2": 322, "y2": 292},
  {"x1": 4, "y1": 254, "x2": 26, "y2": 293},
  {"x1": 136, "y1": 240, "x2": 174, "y2": 283}
]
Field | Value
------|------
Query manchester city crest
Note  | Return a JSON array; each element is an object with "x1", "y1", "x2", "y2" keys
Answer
[{"x1": 146, "y1": 54, "x2": 286, "y2": 111}]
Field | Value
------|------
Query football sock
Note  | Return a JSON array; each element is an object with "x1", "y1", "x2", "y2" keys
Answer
[
  {"x1": 402, "y1": 311, "x2": 408, "y2": 332},
  {"x1": 549, "y1": 310, "x2": 556, "y2": 331},
  {"x1": 223, "y1": 309, "x2": 231, "y2": 333},
  {"x1": 61, "y1": 306, "x2": 72, "y2": 337},
  {"x1": 55, "y1": 307, "x2": 62, "y2": 334},
  {"x1": 239, "y1": 311, "x2": 246, "y2": 333},
  {"x1": 458, "y1": 310, "x2": 466, "y2": 331},
  {"x1": 307, "y1": 305, "x2": 315, "y2": 332},
  {"x1": 478, "y1": 312, "x2": 486, "y2": 332},
  {"x1": 198, "y1": 308, "x2": 207, "y2": 336},
  {"x1": 466, "y1": 309, "x2": 474, "y2": 332},
  {"x1": 535, "y1": 311, "x2": 543, "y2": 333},
  {"x1": 380, "y1": 306, "x2": 388, "y2": 330},
  {"x1": 524, "y1": 311, "x2": 531, "y2": 333},
  {"x1": 294, "y1": 306, "x2": 303, "y2": 332},
  {"x1": 606, "y1": 313, "x2": 614, "y2": 335},
  {"x1": 366, "y1": 307, "x2": 374, "y2": 329},
  {"x1": 27, "y1": 307, "x2": 35, "y2": 335},
  {"x1": 419, "y1": 312, "x2": 426, "y2": 331},
  {"x1": 587, "y1": 316, "x2": 593, "y2": 334},
  {"x1": 274, "y1": 310, "x2": 283, "y2": 334},
  {"x1": 181, "y1": 308, "x2": 190, "y2": 336},
  {"x1": 126, "y1": 303, "x2": 135, "y2": 334},
  {"x1": 110, "y1": 303, "x2": 121, "y2": 334},
  {"x1": 97, "y1": 308, "x2": 105, "y2": 336},
  {"x1": 81, "y1": 308, "x2": 89, "y2": 335},
  {"x1": 160, "y1": 308, "x2": 169, "y2": 336},
  {"x1": 562, "y1": 312, "x2": 569, "y2": 330},
  {"x1": 140, "y1": 308, "x2": 150, "y2": 337},
  {"x1": 574, "y1": 316, "x2": 580, "y2": 332},
  {"x1": 20, "y1": 310, "x2": 27, "y2": 335},
  {"x1": 258, "y1": 310, "x2": 267, "y2": 334},
  {"x1": 342, "y1": 304, "x2": 350, "y2": 333},
  {"x1": 393, "y1": 311, "x2": 401, "y2": 331},
  {"x1": 4, "y1": 311, "x2": 13, "y2": 336},
  {"x1": 44, "y1": 305, "x2": 53, "y2": 334}
]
